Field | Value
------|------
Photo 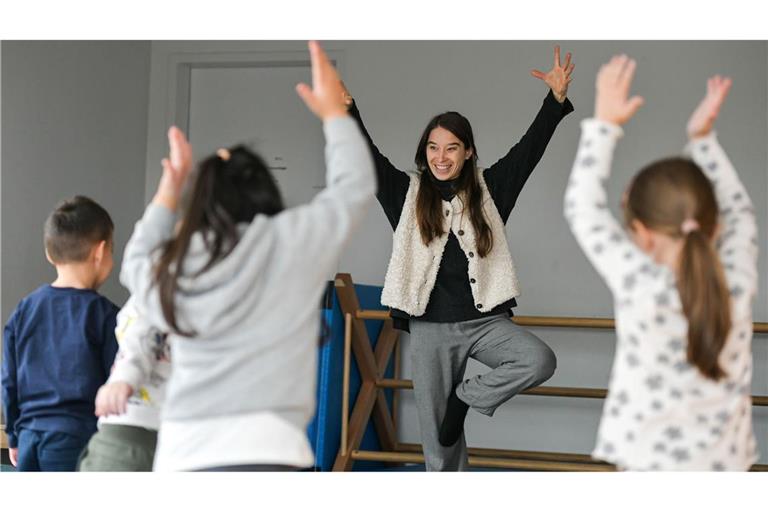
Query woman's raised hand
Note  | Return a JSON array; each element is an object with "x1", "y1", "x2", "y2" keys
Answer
[
  {"x1": 531, "y1": 45, "x2": 575, "y2": 103},
  {"x1": 594, "y1": 54, "x2": 644, "y2": 126},
  {"x1": 686, "y1": 75, "x2": 732, "y2": 140},
  {"x1": 296, "y1": 41, "x2": 348, "y2": 121}
]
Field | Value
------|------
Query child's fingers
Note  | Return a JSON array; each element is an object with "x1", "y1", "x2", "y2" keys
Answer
[
  {"x1": 295, "y1": 82, "x2": 318, "y2": 112},
  {"x1": 530, "y1": 69, "x2": 546, "y2": 80},
  {"x1": 620, "y1": 58, "x2": 637, "y2": 91},
  {"x1": 626, "y1": 95, "x2": 645, "y2": 118},
  {"x1": 308, "y1": 40, "x2": 326, "y2": 89},
  {"x1": 554, "y1": 45, "x2": 561, "y2": 68}
]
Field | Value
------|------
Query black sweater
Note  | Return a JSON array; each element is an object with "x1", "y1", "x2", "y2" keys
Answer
[{"x1": 349, "y1": 91, "x2": 573, "y2": 331}]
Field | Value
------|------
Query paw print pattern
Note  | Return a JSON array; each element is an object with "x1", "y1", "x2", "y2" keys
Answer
[
  {"x1": 645, "y1": 374, "x2": 664, "y2": 391},
  {"x1": 669, "y1": 448, "x2": 690, "y2": 462},
  {"x1": 654, "y1": 292, "x2": 669, "y2": 307},
  {"x1": 667, "y1": 338, "x2": 684, "y2": 352},
  {"x1": 664, "y1": 426, "x2": 682, "y2": 441}
]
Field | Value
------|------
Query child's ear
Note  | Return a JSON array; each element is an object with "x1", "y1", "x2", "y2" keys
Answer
[
  {"x1": 44, "y1": 248, "x2": 54, "y2": 265},
  {"x1": 93, "y1": 240, "x2": 107, "y2": 264},
  {"x1": 630, "y1": 219, "x2": 654, "y2": 252}
]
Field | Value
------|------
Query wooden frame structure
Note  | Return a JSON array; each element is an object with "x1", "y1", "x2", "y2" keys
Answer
[{"x1": 332, "y1": 273, "x2": 768, "y2": 472}]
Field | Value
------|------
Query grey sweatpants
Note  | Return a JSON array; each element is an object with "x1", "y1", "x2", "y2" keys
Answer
[{"x1": 410, "y1": 314, "x2": 557, "y2": 471}]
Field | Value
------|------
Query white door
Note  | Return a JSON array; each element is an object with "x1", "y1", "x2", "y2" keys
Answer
[{"x1": 188, "y1": 65, "x2": 325, "y2": 208}]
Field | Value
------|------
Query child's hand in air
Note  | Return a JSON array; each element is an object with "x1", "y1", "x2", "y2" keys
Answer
[
  {"x1": 154, "y1": 126, "x2": 194, "y2": 211},
  {"x1": 687, "y1": 75, "x2": 732, "y2": 140},
  {"x1": 296, "y1": 41, "x2": 348, "y2": 121},
  {"x1": 594, "y1": 54, "x2": 644, "y2": 126}
]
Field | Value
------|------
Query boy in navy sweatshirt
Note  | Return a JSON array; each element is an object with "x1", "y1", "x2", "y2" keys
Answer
[{"x1": 2, "y1": 196, "x2": 119, "y2": 471}]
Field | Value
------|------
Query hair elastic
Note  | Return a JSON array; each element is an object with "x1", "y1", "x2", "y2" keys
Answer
[
  {"x1": 216, "y1": 148, "x2": 231, "y2": 162},
  {"x1": 681, "y1": 218, "x2": 700, "y2": 234}
]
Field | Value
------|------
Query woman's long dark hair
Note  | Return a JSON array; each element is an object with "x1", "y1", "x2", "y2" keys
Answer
[
  {"x1": 624, "y1": 157, "x2": 731, "y2": 380},
  {"x1": 154, "y1": 145, "x2": 284, "y2": 336},
  {"x1": 414, "y1": 112, "x2": 493, "y2": 256}
]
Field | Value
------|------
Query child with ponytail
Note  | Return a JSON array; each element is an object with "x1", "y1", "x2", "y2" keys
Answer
[
  {"x1": 565, "y1": 55, "x2": 758, "y2": 470},
  {"x1": 119, "y1": 41, "x2": 375, "y2": 471}
]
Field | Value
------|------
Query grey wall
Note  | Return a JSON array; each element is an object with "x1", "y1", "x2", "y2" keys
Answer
[{"x1": 1, "y1": 41, "x2": 152, "y2": 322}]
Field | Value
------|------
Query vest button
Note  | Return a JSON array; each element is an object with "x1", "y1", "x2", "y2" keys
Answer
[
  {"x1": 445, "y1": 210, "x2": 450, "y2": 217},
  {"x1": 476, "y1": 303, "x2": 483, "y2": 309},
  {"x1": 458, "y1": 230, "x2": 464, "y2": 236},
  {"x1": 468, "y1": 252, "x2": 474, "y2": 258},
  {"x1": 470, "y1": 278, "x2": 476, "y2": 284}
]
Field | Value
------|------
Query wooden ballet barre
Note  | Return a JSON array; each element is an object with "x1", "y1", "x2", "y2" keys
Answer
[
  {"x1": 355, "y1": 309, "x2": 768, "y2": 333},
  {"x1": 398, "y1": 442, "x2": 608, "y2": 465},
  {"x1": 377, "y1": 378, "x2": 768, "y2": 406}
]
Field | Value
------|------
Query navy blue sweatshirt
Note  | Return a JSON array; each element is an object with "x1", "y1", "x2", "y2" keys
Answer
[{"x1": 2, "y1": 285, "x2": 119, "y2": 447}]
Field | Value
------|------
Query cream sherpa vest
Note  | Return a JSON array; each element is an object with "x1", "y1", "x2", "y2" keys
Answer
[{"x1": 381, "y1": 169, "x2": 520, "y2": 316}]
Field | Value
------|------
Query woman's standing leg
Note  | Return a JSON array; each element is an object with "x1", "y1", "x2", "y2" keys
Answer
[{"x1": 410, "y1": 320, "x2": 472, "y2": 471}]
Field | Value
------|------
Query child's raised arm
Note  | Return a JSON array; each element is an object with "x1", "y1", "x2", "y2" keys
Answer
[
  {"x1": 564, "y1": 55, "x2": 646, "y2": 295},
  {"x1": 120, "y1": 127, "x2": 194, "y2": 329},
  {"x1": 684, "y1": 76, "x2": 758, "y2": 305}
]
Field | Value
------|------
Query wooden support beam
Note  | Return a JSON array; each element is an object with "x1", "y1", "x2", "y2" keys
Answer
[
  {"x1": 351, "y1": 450, "x2": 613, "y2": 472},
  {"x1": 333, "y1": 380, "x2": 378, "y2": 471}
]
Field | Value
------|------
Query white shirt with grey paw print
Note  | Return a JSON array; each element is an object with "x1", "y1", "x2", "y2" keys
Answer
[{"x1": 564, "y1": 118, "x2": 758, "y2": 471}]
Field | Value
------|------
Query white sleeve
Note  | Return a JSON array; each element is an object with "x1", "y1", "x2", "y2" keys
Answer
[
  {"x1": 107, "y1": 297, "x2": 165, "y2": 390},
  {"x1": 564, "y1": 119, "x2": 644, "y2": 297}
]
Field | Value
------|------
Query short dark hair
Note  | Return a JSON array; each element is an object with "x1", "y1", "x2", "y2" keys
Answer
[{"x1": 44, "y1": 195, "x2": 114, "y2": 263}]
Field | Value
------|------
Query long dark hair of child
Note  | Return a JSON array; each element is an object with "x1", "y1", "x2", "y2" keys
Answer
[
  {"x1": 624, "y1": 157, "x2": 731, "y2": 380},
  {"x1": 154, "y1": 145, "x2": 284, "y2": 336},
  {"x1": 414, "y1": 112, "x2": 493, "y2": 257}
]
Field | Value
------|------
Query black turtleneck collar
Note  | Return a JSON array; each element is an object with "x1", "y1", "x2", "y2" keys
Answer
[{"x1": 430, "y1": 173, "x2": 460, "y2": 201}]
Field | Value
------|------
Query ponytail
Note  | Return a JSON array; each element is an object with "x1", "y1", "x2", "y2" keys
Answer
[
  {"x1": 677, "y1": 229, "x2": 731, "y2": 380},
  {"x1": 154, "y1": 160, "x2": 216, "y2": 337},
  {"x1": 153, "y1": 145, "x2": 284, "y2": 337}
]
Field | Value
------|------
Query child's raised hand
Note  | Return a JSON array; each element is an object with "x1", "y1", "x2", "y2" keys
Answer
[
  {"x1": 94, "y1": 381, "x2": 134, "y2": 417},
  {"x1": 594, "y1": 55, "x2": 644, "y2": 126},
  {"x1": 687, "y1": 75, "x2": 732, "y2": 140},
  {"x1": 153, "y1": 126, "x2": 194, "y2": 211},
  {"x1": 531, "y1": 45, "x2": 575, "y2": 103},
  {"x1": 295, "y1": 41, "x2": 348, "y2": 121}
]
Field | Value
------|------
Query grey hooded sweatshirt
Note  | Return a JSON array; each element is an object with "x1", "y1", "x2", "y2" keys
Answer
[{"x1": 120, "y1": 116, "x2": 375, "y2": 440}]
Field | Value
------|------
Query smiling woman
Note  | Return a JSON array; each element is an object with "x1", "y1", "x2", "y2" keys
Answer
[{"x1": 342, "y1": 45, "x2": 574, "y2": 471}]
